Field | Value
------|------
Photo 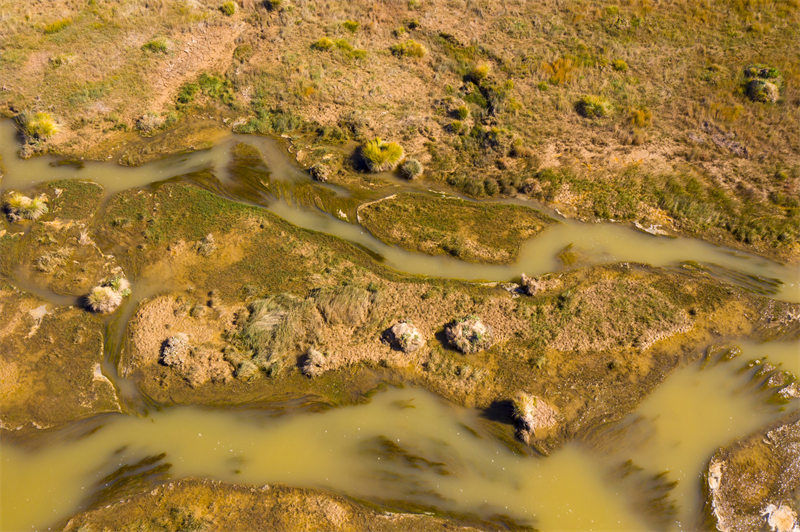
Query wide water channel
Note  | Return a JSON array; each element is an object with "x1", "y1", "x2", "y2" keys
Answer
[
  {"x1": 1, "y1": 344, "x2": 796, "y2": 531},
  {"x1": 1, "y1": 120, "x2": 799, "y2": 530}
]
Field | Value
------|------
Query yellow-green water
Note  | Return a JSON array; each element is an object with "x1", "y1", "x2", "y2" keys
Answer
[{"x1": 2, "y1": 345, "x2": 796, "y2": 531}]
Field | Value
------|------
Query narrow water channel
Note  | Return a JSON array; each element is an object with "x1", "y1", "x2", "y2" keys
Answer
[{"x1": 1, "y1": 119, "x2": 797, "y2": 303}]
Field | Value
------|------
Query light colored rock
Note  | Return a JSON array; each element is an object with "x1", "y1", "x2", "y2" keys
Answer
[
  {"x1": 444, "y1": 316, "x2": 493, "y2": 354},
  {"x1": 511, "y1": 391, "x2": 558, "y2": 444},
  {"x1": 160, "y1": 334, "x2": 232, "y2": 387},
  {"x1": 161, "y1": 333, "x2": 191, "y2": 367},
  {"x1": 520, "y1": 273, "x2": 561, "y2": 296},
  {"x1": 383, "y1": 321, "x2": 425, "y2": 353},
  {"x1": 301, "y1": 348, "x2": 327, "y2": 378},
  {"x1": 762, "y1": 504, "x2": 798, "y2": 532}
]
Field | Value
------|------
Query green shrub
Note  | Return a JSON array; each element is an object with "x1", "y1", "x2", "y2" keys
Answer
[
  {"x1": 612, "y1": 59, "x2": 628, "y2": 71},
  {"x1": 311, "y1": 37, "x2": 334, "y2": 51},
  {"x1": 343, "y1": 20, "x2": 359, "y2": 32},
  {"x1": 455, "y1": 105, "x2": 469, "y2": 119},
  {"x1": 359, "y1": 138, "x2": 404, "y2": 172},
  {"x1": 198, "y1": 73, "x2": 233, "y2": 105},
  {"x1": 334, "y1": 38, "x2": 353, "y2": 52},
  {"x1": 744, "y1": 64, "x2": 781, "y2": 80},
  {"x1": 575, "y1": 95, "x2": 612, "y2": 118},
  {"x1": 220, "y1": 1, "x2": 237, "y2": 15},
  {"x1": 398, "y1": 158, "x2": 423, "y2": 180},
  {"x1": 44, "y1": 18, "x2": 71, "y2": 34},
  {"x1": 142, "y1": 38, "x2": 168, "y2": 53},
  {"x1": 176, "y1": 74, "x2": 233, "y2": 108},
  {"x1": 21, "y1": 111, "x2": 58, "y2": 139},
  {"x1": 233, "y1": 44, "x2": 253, "y2": 62},
  {"x1": 263, "y1": 0, "x2": 281, "y2": 10},
  {"x1": 390, "y1": 39, "x2": 427, "y2": 58},
  {"x1": 448, "y1": 120, "x2": 464, "y2": 134}
]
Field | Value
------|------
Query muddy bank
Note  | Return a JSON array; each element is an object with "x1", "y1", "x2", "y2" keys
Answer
[
  {"x1": 706, "y1": 411, "x2": 800, "y2": 532},
  {"x1": 63, "y1": 478, "x2": 481, "y2": 531},
  {"x1": 0, "y1": 281, "x2": 120, "y2": 432}
]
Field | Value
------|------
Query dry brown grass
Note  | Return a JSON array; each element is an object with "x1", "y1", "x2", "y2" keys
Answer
[{"x1": 1, "y1": 0, "x2": 798, "y2": 258}]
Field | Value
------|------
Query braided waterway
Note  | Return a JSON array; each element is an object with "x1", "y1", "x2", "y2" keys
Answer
[{"x1": 1, "y1": 120, "x2": 798, "y2": 530}]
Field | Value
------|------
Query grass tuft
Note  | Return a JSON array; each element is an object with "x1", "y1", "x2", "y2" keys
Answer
[
  {"x1": 20, "y1": 111, "x2": 58, "y2": 139},
  {"x1": 575, "y1": 95, "x2": 611, "y2": 118},
  {"x1": 390, "y1": 39, "x2": 427, "y2": 58},
  {"x1": 311, "y1": 37, "x2": 334, "y2": 51},
  {"x1": 220, "y1": 1, "x2": 237, "y2": 15},
  {"x1": 44, "y1": 18, "x2": 71, "y2": 34},
  {"x1": 398, "y1": 158, "x2": 423, "y2": 180},
  {"x1": 342, "y1": 20, "x2": 359, "y2": 32},
  {"x1": 359, "y1": 138, "x2": 404, "y2": 172},
  {"x1": 142, "y1": 38, "x2": 169, "y2": 54}
]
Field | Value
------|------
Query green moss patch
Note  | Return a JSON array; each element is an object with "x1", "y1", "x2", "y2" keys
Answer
[{"x1": 358, "y1": 193, "x2": 554, "y2": 264}]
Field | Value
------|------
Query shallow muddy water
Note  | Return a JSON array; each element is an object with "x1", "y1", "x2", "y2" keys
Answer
[
  {"x1": 1, "y1": 387, "x2": 644, "y2": 531},
  {"x1": 2, "y1": 341, "x2": 796, "y2": 531},
  {"x1": 1, "y1": 119, "x2": 797, "y2": 302}
]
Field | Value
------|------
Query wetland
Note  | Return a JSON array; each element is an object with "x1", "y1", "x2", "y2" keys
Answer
[{"x1": 1, "y1": 1, "x2": 799, "y2": 529}]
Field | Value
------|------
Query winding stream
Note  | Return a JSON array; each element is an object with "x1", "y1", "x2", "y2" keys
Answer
[
  {"x1": 1, "y1": 119, "x2": 799, "y2": 530},
  {"x1": 1, "y1": 120, "x2": 797, "y2": 303}
]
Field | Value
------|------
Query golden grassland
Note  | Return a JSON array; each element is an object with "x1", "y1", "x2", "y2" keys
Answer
[{"x1": 0, "y1": 0, "x2": 798, "y2": 259}]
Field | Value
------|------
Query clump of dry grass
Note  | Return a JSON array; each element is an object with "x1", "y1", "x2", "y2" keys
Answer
[
  {"x1": 313, "y1": 285, "x2": 374, "y2": 326},
  {"x1": 86, "y1": 276, "x2": 131, "y2": 314},
  {"x1": 237, "y1": 294, "x2": 322, "y2": 374},
  {"x1": 390, "y1": 39, "x2": 427, "y2": 58},
  {"x1": 398, "y1": 158, "x2": 423, "y2": 180},
  {"x1": 3, "y1": 192, "x2": 49, "y2": 222}
]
